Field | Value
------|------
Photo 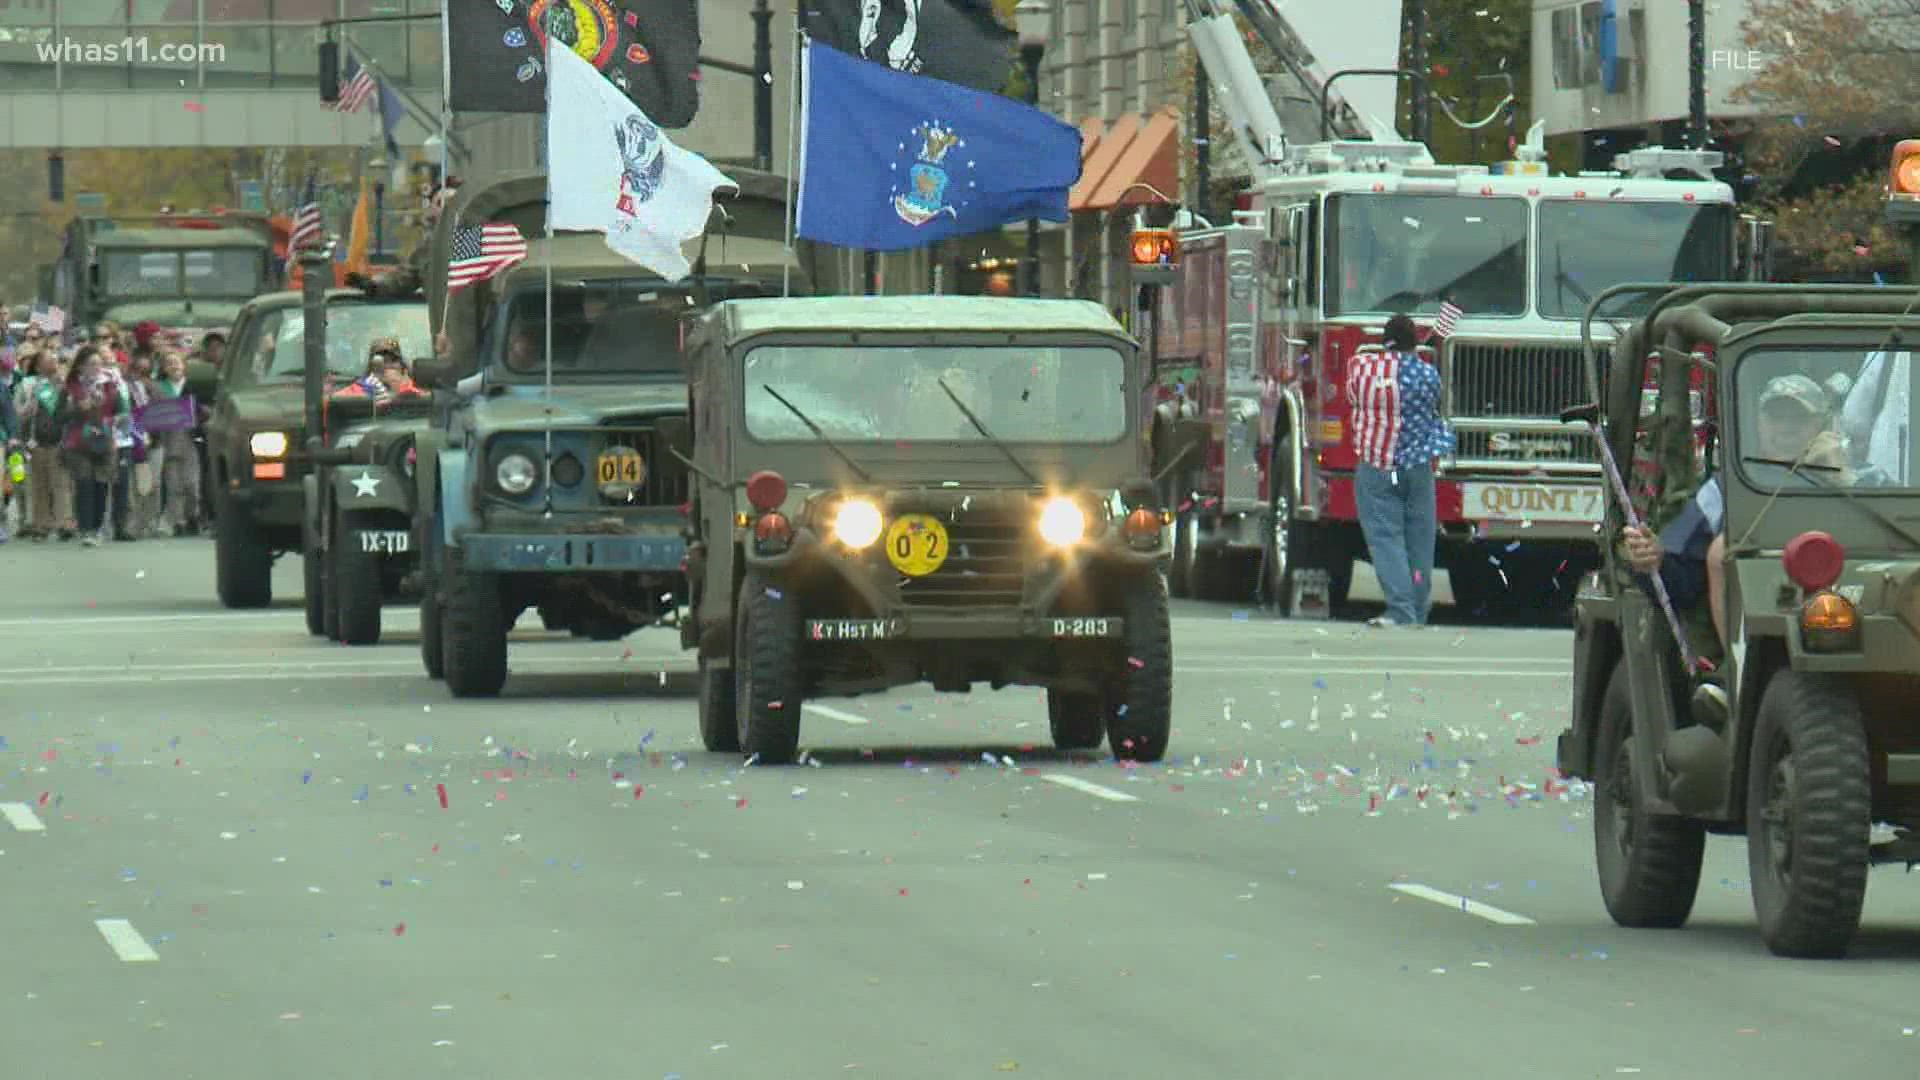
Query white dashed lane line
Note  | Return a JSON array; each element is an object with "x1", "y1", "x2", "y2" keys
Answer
[
  {"x1": 1388, "y1": 883, "x2": 1538, "y2": 926},
  {"x1": 94, "y1": 919, "x2": 161, "y2": 963},
  {"x1": 1039, "y1": 773, "x2": 1142, "y2": 803},
  {"x1": 803, "y1": 703, "x2": 872, "y2": 726},
  {"x1": 0, "y1": 803, "x2": 46, "y2": 832}
]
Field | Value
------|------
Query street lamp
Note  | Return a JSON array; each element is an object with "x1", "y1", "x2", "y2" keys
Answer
[{"x1": 1016, "y1": 0, "x2": 1050, "y2": 297}]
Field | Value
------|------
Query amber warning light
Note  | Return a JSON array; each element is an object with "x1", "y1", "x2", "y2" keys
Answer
[
  {"x1": 1130, "y1": 229, "x2": 1177, "y2": 266},
  {"x1": 1888, "y1": 140, "x2": 1920, "y2": 225}
]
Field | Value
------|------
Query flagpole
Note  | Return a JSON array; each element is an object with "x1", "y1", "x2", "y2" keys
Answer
[
  {"x1": 782, "y1": 28, "x2": 806, "y2": 299},
  {"x1": 542, "y1": 35, "x2": 555, "y2": 520},
  {"x1": 437, "y1": 0, "x2": 452, "y2": 181}
]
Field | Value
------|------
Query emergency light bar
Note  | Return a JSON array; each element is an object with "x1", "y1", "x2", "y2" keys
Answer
[
  {"x1": 1129, "y1": 228, "x2": 1179, "y2": 286},
  {"x1": 1888, "y1": 140, "x2": 1920, "y2": 225}
]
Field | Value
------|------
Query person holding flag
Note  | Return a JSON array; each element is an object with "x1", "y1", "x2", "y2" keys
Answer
[{"x1": 1345, "y1": 313, "x2": 1453, "y2": 627}]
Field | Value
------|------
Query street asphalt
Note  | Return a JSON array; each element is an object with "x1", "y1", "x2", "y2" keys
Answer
[{"x1": 3, "y1": 538, "x2": 1918, "y2": 1080}]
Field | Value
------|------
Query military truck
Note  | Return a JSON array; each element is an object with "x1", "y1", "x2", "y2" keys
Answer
[
  {"x1": 1559, "y1": 278, "x2": 1920, "y2": 959},
  {"x1": 49, "y1": 212, "x2": 275, "y2": 342},
  {"x1": 410, "y1": 172, "x2": 800, "y2": 698},
  {"x1": 207, "y1": 286, "x2": 432, "y2": 608},
  {"x1": 679, "y1": 296, "x2": 1175, "y2": 765},
  {"x1": 279, "y1": 250, "x2": 437, "y2": 644}
]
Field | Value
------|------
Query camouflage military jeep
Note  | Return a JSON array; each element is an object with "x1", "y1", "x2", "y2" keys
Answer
[
  {"x1": 680, "y1": 296, "x2": 1175, "y2": 765},
  {"x1": 1562, "y1": 282, "x2": 1920, "y2": 959}
]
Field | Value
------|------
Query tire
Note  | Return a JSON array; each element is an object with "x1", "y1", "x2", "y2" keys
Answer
[
  {"x1": 1593, "y1": 664, "x2": 1707, "y2": 928},
  {"x1": 733, "y1": 571, "x2": 802, "y2": 763},
  {"x1": 214, "y1": 489, "x2": 272, "y2": 609},
  {"x1": 1105, "y1": 572, "x2": 1173, "y2": 762},
  {"x1": 302, "y1": 524, "x2": 325, "y2": 638},
  {"x1": 1746, "y1": 670, "x2": 1871, "y2": 959},
  {"x1": 1046, "y1": 688, "x2": 1107, "y2": 751},
  {"x1": 441, "y1": 542, "x2": 508, "y2": 698},
  {"x1": 1169, "y1": 510, "x2": 1196, "y2": 598},
  {"x1": 331, "y1": 513, "x2": 383, "y2": 646},
  {"x1": 698, "y1": 652, "x2": 741, "y2": 753},
  {"x1": 418, "y1": 502, "x2": 444, "y2": 678}
]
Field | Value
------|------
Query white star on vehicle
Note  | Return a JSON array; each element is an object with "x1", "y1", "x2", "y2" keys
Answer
[{"x1": 350, "y1": 471, "x2": 381, "y2": 498}]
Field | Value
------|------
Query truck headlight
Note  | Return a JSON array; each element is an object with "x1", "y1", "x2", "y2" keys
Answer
[
  {"x1": 249, "y1": 431, "x2": 289, "y2": 458},
  {"x1": 1037, "y1": 497, "x2": 1086, "y2": 547},
  {"x1": 832, "y1": 499, "x2": 883, "y2": 548},
  {"x1": 495, "y1": 452, "x2": 539, "y2": 495}
]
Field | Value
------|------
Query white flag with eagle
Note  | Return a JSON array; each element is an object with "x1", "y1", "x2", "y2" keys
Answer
[{"x1": 545, "y1": 38, "x2": 736, "y2": 283}]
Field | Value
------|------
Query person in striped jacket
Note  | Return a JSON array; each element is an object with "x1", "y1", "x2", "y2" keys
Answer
[{"x1": 1344, "y1": 314, "x2": 1454, "y2": 627}]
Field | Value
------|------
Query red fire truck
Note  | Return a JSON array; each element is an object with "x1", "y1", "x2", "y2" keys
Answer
[{"x1": 1130, "y1": 122, "x2": 1774, "y2": 618}]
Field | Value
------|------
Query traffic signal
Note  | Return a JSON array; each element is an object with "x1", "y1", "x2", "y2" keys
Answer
[
  {"x1": 1888, "y1": 140, "x2": 1920, "y2": 225},
  {"x1": 319, "y1": 41, "x2": 340, "y2": 103}
]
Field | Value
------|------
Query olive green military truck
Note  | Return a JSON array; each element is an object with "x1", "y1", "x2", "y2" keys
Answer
[
  {"x1": 679, "y1": 297, "x2": 1175, "y2": 765},
  {"x1": 1561, "y1": 280, "x2": 1920, "y2": 959}
]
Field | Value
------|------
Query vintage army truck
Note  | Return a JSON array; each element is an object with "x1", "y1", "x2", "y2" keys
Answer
[
  {"x1": 206, "y1": 283, "x2": 431, "y2": 607},
  {"x1": 409, "y1": 172, "x2": 797, "y2": 698},
  {"x1": 679, "y1": 296, "x2": 1175, "y2": 765},
  {"x1": 282, "y1": 249, "x2": 435, "y2": 644},
  {"x1": 1560, "y1": 277, "x2": 1920, "y2": 959}
]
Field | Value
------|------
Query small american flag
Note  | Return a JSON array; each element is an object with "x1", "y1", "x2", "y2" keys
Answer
[
  {"x1": 446, "y1": 223, "x2": 529, "y2": 293},
  {"x1": 331, "y1": 60, "x2": 376, "y2": 114},
  {"x1": 290, "y1": 202, "x2": 324, "y2": 251},
  {"x1": 1433, "y1": 300, "x2": 1464, "y2": 339}
]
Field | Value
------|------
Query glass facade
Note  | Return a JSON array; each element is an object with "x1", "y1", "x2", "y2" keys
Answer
[{"x1": 0, "y1": 0, "x2": 440, "y2": 92}]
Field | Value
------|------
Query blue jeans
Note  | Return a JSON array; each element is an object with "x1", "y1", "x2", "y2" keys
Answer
[{"x1": 1355, "y1": 461, "x2": 1437, "y2": 625}]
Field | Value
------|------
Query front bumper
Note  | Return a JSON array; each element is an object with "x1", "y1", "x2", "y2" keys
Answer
[
  {"x1": 228, "y1": 481, "x2": 303, "y2": 527},
  {"x1": 459, "y1": 531, "x2": 687, "y2": 573},
  {"x1": 805, "y1": 613, "x2": 1125, "y2": 642}
]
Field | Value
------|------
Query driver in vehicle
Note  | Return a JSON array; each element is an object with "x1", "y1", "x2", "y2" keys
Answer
[
  {"x1": 333, "y1": 339, "x2": 425, "y2": 401},
  {"x1": 1621, "y1": 374, "x2": 1849, "y2": 659}
]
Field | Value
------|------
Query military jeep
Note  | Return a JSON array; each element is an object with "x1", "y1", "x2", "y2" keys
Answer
[
  {"x1": 207, "y1": 287, "x2": 431, "y2": 607},
  {"x1": 1561, "y1": 281, "x2": 1920, "y2": 958},
  {"x1": 680, "y1": 297, "x2": 1175, "y2": 765},
  {"x1": 410, "y1": 173, "x2": 797, "y2": 697}
]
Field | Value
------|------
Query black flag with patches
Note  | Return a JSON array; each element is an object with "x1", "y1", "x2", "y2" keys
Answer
[
  {"x1": 803, "y1": 0, "x2": 1016, "y2": 95},
  {"x1": 446, "y1": 0, "x2": 701, "y2": 126}
]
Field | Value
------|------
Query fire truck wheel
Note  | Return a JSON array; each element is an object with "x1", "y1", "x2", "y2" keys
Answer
[{"x1": 1105, "y1": 572, "x2": 1172, "y2": 763}]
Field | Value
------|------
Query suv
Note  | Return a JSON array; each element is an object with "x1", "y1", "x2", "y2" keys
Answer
[
  {"x1": 294, "y1": 282, "x2": 435, "y2": 644},
  {"x1": 1561, "y1": 281, "x2": 1920, "y2": 958},
  {"x1": 207, "y1": 289, "x2": 431, "y2": 607},
  {"x1": 410, "y1": 173, "x2": 795, "y2": 697},
  {"x1": 680, "y1": 296, "x2": 1175, "y2": 765}
]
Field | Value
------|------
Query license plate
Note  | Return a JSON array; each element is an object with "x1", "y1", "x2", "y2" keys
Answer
[
  {"x1": 357, "y1": 529, "x2": 411, "y2": 554},
  {"x1": 596, "y1": 448, "x2": 645, "y2": 486},
  {"x1": 1050, "y1": 617, "x2": 1119, "y2": 638},
  {"x1": 884, "y1": 513, "x2": 949, "y2": 577},
  {"x1": 807, "y1": 618, "x2": 899, "y2": 641},
  {"x1": 1461, "y1": 482, "x2": 1604, "y2": 523}
]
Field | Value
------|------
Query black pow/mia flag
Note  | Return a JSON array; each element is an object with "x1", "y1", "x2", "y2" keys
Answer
[
  {"x1": 804, "y1": 0, "x2": 1016, "y2": 95},
  {"x1": 446, "y1": 0, "x2": 701, "y2": 127}
]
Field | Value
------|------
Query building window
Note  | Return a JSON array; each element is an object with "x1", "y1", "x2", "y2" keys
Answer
[{"x1": 1550, "y1": 2, "x2": 1604, "y2": 90}]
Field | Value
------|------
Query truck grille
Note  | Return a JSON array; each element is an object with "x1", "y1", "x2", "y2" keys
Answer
[
  {"x1": 598, "y1": 424, "x2": 691, "y2": 508},
  {"x1": 893, "y1": 506, "x2": 1029, "y2": 608},
  {"x1": 1446, "y1": 342, "x2": 1593, "y2": 419}
]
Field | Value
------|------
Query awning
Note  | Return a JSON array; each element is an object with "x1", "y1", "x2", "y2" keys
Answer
[
  {"x1": 1069, "y1": 113, "x2": 1141, "y2": 213},
  {"x1": 1087, "y1": 106, "x2": 1181, "y2": 210}
]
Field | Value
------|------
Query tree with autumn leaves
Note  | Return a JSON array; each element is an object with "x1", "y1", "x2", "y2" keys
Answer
[{"x1": 1732, "y1": 0, "x2": 1920, "y2": 280}]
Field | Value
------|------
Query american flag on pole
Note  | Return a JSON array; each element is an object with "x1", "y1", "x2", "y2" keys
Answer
[
  {"x1": 331, "y1": 57, "x2": 377, "y2": 114},
  {"x1": 1433, "y1": 300, "x2": 1464, "y2": 339},
  {"x1": 445, "y1": 224, "x2": 529, "y2": 294},
  {"x1": 289, "y1": 174, "x2": 324, "y2": 251}
]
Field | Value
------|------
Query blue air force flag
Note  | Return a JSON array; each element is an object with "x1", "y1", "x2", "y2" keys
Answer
[
  {"x1": 795, "y1": 41, "x2": 1081, "y2": 252},
  {"x1": 546, "y1": 38, "x2": 736, "y2": 282}
]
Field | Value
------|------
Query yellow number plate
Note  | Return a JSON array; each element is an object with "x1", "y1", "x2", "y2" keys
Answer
[
  {"x1": 884, "y1": 513, "x2": 949, "y2": 577},
  {"x1": 596, "y1": 449, "x2": 645, "y2": 486}
]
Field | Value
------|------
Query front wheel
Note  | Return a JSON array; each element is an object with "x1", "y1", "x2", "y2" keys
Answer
[
  {"x1": 1105, "y1": 572, "x2": 1172, "y2": 762},
  {"x1": 733, "y1": 572, "x2": 802, "y2": 763},
  {"x1": 1746, "y1": 670, "x2": 1871, "y2": 959},
  {"x1": 1046, "y1": 688, "x2": 1106, "y2": 751},
  {"x1": 331, "y1": 513, "x2": 384, "y2": 646},
  {"x1": 418, "y1": 510, "x2": 444, "y2": 679},
  {"x1": 302, "y1": 525, "x2": 326, "y2": 638},
  {"x1": 214, "y1": 489, "x2": 273, "y2": 609},
  {"x1": 441, "y1": 544, "x2": 508, "y2": 698},
  {"x1": 1592, "y1": 664, "x2": 1706, "y2": 928},
  {"x1": 698, "y1": 652, "x2": 741, "y2": 753}
]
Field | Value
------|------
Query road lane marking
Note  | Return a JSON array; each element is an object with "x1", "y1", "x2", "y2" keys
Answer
[
  {"x1": 0, "y1": 656, "x2": 659, "y2": 676},
  {"x1": 1181, "y1": 653, "x2": 1568, "y2": 665},
  {"x1": 1040, "y1": 774, "x2": 1141, "y2": 803},
  {"x1": 804, "y1": 704, "x2": 871, "y2": 725},
  {"x1": 94, "y1": 919, "x2": 160, "y2": 962},
  {"x1": 0, "y1": 612, "x2": 307, "y2": 628},
  {"x1": 1183, "y1": 666, "x2": 1566, "y2": 678},
  {"x1": 1388, "y1": 883, "x2": 1537, "y2": 926},
  {"x1": 0, "y1": 803, "x2": 46, "y2": 832}
]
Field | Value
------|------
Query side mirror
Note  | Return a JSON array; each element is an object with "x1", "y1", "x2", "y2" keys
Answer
[{"x1": 656, "y1": 415, "x2": 692, "y2": 459}]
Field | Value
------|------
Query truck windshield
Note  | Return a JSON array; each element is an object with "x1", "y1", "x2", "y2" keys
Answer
[
  {"x1": 1539, "y1": 201, "x2": 1732, "y2": 319},
  {"x1": 496, "y1": 279, "x2": 698, "y2": 377},
  {"x1": 743, "y1": 345, "x2": 1127, "y2": 443},
  {"x1": 104, "y1": 250, "x2": 262, "y2": 298},
  {"x1": 1733, "y1": 347, "x2": 1917, "y2": 490},
  {"x1": 254, "y1": 304, "x2": 433, "y2": 383},
  {"x1": 1325, "y1": 193, "x2": 1527, "y2": 317}
]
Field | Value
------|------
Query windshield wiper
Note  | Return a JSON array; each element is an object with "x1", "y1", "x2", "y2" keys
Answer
[
  {"x1": 762, "y1": 385, "x2": 872, "y2": 483},
  {"x1": 1741, "y1": 455, "x2": 1920, "y2": 550},
  {"x1": 937, "y1": 376, "x2": 1038, "y2": 485}
]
